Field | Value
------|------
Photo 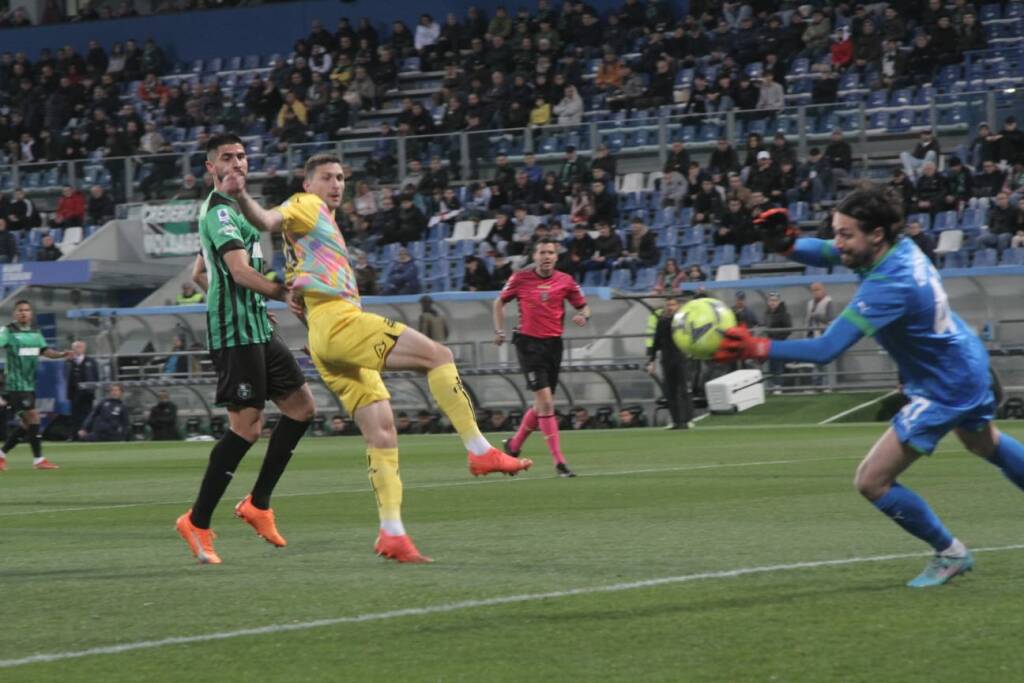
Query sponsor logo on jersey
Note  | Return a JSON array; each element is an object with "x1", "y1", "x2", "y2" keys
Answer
[{"x1": 237, "y1": 383, "x2": 253, "y2": 400}]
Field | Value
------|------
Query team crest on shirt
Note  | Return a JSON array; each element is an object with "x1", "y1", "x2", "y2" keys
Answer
[
  {"x1": 374, "y1": 341, "x2": 388, "y2": 359},
  {"x1": 237, "y1": 383, "x2": 253, "y2": 400}
]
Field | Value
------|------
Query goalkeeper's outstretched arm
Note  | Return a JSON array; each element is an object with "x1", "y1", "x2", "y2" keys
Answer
[{"x1": 768, "y1": 315, "x2": 863, "y2": 364}]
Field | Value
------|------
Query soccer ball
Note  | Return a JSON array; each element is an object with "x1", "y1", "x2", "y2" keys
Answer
[{"x1": 671, "y1": 298, "x2": 737, "y2": 360}]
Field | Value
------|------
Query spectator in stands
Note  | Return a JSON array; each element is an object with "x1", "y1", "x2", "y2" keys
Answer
[
  {"x1": 147, "y1": 391, "x2": 179, "y2": 441},
  {"x1": 653, "y1": 257, "x2": 685, "y2": 295},
  {"x1": 78, "y1": 383, "x2": 130, "y2": 442},
  {"x1": 379, "y1": 194, "x2": 425, "y2": 245},
  {"x1": 616, "y1": 407, "x2": 642, "y2": 428},
  {"x1": 173, "y1": 174, "x2": 203, "y2": 201},
  {"x1": 614, "y1": 219, "x2": 659, "y2": 284},
  {"x1": 824, "y1": 130, "x2": 852, "y2": 187},
  {"x1": 764, "y1": 292, "x2": 793, "y2": 390},
  {"x1": 583, "y1": 220, "x2": 622, "y2": 283},
  {"x1": 464, "y1": 253, "x2": 495, "y2": 290},
  {"x1": 944, "y1": 157, "x2": 974, "y2": 210},
  {"x1": 805, "y1": 282, "x2": 834, "y2": 339},
  {"x1": 980, "y1": 192, "x2": 1018, "y2": 253},
  {"x1": 570, "y1": 407, "x2": 593, "y2": 430},
  {"x1": 86, "y1": 185, "x2": 114, "y2": 226},
  {"x1": 906, "y1": 33, "x2": 937, "y2": 85},
  {"x1": 958, "y1": 10, "x2": 986, "y2": 52},
  {"x1": 554, "y1": 84, "x2": 584, "y2": 125},
  {"x1": 709, "y1": 138, "x2": 740, "y2": 175},
  {"x1": 394, "y1": 411, "x2": 414, "y2": 435},
  {"x1": 64, "y1": 339, "x2": 98, "y2": 439},
  {"x1": 687, "y1": 265, "x2": 706, "y2": 282},
  {"x1": 566, "y1": 223, "x2": 596, "y2": 280},
  {"x1": 36, "y1": 234, "x2": 62, "y2": 261},
  {"x1": 730, "y1": 290, "x2": 758, "y2": 328},
  {"x1": 412, "y1": 409, "x2": 441, "y2": 435},
  {"x1": 6, "y1": 188, "x2": 40, "y2": 231},
  {"x1": 354, "y1": 250, "x2": 378, "y2": 295},
  {"x1": 606, "y1": 63, "x2": 645, "y2": 111},
  {"x1": 417, "y1": 295, "x2": 449, "y2": 341},
  {"x1": 879, "y1": 39, "x2": 908, "y2": 90},
  {"x1": 591, "y1": 180, "x2": 618, "y2": 226},
  {"x1": 163, "y1": 334, "x2": 190, "y2": 375},
  {"x1": 801, "y1": 9, "x2": 832, "y2": 57},
  {"x1": 906, "y1": 219, "x2": 937, "y2": 264},
  {"x1": 931, "y1": 15, "x2": 960, "y2": 65},
  {"x1": 792, "y1": 148, "x2": 831, "y2": 207},
  {"x1": 0, "y1": 219, "x2": 16, "y2": 263},
  {"x1": 997, "y1": 116, "x2": 1024, "y2": 166},
  {"x1": 483, "y1": 409, "x2": 509, "y2": 433},
  {"x1": 692, "y1": 178, "x2": 725, "y2": 225},
  {"x1": 51, "y1": 185, "x2": 86, "y2": 228},
  {"x1": 716, "y1": 198, "x2": 753, "y2": 247},
  {"x1": 755, "y1": 71, "x2": 785, "y2": 114},
  {"x1": 176, "y1": 282, "x2": 203, "y2": 305},
  {"x1": 747, "y1": 151, "x2": 781, "y2": 200},
  {"x1": 914, "y1": 161, "x2": 949, "y2": 215},
  {"x1": 381, "y1": 246, "x2": 421, "y2": 294},
  {"x1": 971, "y1": 123, "x2": 999, "y2": 167},
  {"x1": 329, "y1": 415, "x2": 354, "y2": 436},
  {"x1": 901, "y1": 129, "x2": 941, "y2": 179}
]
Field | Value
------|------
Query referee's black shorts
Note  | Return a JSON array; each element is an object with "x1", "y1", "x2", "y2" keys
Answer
[
  {"x1": 513, "y1": 333, "x2": 563, "y2": 392},
  {"x1": 209, "y1": 335, "x2": 306, "y2": 408}
]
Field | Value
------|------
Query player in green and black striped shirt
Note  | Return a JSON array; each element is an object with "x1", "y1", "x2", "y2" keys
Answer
[
  {"x1": 175, "y1": 134, "x2": 316, "y2": 564},
  {"x1": 0, "y1": 300, "x2": 72, "y2": 471}
]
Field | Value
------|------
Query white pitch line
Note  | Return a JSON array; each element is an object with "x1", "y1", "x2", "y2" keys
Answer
[
  {"x1": 0, "y1": 454, "x2": 866, "y2": 518},
  {"x1": 819, "y1": 391, "x2": 899, "y2": 425},
  {"x1": 3, "y1": 543, "x2": 1022, "y2": 670}
]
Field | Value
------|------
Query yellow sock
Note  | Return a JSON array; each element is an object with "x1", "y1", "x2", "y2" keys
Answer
[
  {"x1": 367, "y1": 448, "x2": 402, "y2": 531},
  {"x1": 427, "y1": 363, "x2": 491, "y2": 454}
]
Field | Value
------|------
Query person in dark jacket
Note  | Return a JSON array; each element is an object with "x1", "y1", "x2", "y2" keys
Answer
[
  {"x1": 86, "y1": 184, "x2": 115, "y2": 226},
  {"x1": 381, "y1": 246, "x2": 421, "y2": 294},
  {"x1": 582, "y1": 221, "x2": 623, "y2": 283},
  {"x1": 78, "y1": 383, "x2": 130, "y2": 441},
  {"x1": 613, "y1": 219, "x2": 660, "y2": 284},
  {"x1": 763, "y1": 292, "x2": 793, "y2": 390},
  {"x1": 905, "y1": 219, "x2": 937, "y2": 264},
  {"x1": 147, "y1": 391, "x2": 179, "y2": 441},
  {"x1": 824, "y1": 129, "x2": 853, "y2": 187},
  {"x1": 645, "y1": 297, "x2": 693, "y2": 429},
  {"x1": 913, "y1": 161, "x2": 949, "y2": 214},
  {"x1": 462, "y1": 255, "x2": 493, "y2": 291},
  {"x1": 65, "y1": 339, "x2": 99, "y2": 438},
  {"x1": 0, "y1": 219, "x2": 18, "y2": 263}
]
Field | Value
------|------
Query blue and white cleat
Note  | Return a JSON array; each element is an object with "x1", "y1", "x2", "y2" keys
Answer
[{"x1": 906, "y1": 552, "x2": 974, "y2": 588}]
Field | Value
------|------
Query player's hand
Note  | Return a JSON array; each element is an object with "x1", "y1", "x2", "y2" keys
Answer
[
  {"x1": 645, "y1": 361, "x2": 656, "y2": 375},
  {"x1": 267, "y1": 311, "x2": 279, "y2": 326},
  {"x1": 712, "y1": 326, "x2": 771, "y2": 363},
  {"x1": 63, "y1": 350, "x2": 74, "y2": 359},
  {"x1": 753, "y1": 208, "x2": 798, "y2": 254},
  {"x1": 285, "y1": 290, "x2": 305, "y2": 319},
  {"x1": 572, "y1": 313, "x2": 587, "y2": 327},
  {"x1": 221, "y1": 170, "x2": 246, "y2": 196},
  {"x1": 301, "y1": 344, "x2": 311, "y2": 357},
  {"x1": 494, "y1": 331, "x2": 506, "y2": 346},
  {"x1": 77, "y1": 429, "x2": 87, "y2": 439}
]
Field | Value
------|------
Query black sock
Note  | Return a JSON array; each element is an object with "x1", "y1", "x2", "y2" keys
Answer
[
  {"x1": 26, "y1": 424, "x2": 41, "y2": 459},
  {"x1": 2, "y1": 426, "x2": 25, "y2": 454},
  {"x1": 250, "y1": 416, "x2": 310, "y2": 510},
  {"x1": 189, "y1": 430, "x2": 255, "y2": 529}
]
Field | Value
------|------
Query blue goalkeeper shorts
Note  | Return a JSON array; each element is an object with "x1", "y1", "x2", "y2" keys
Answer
[{"x1": 893, "y1": 393, "x2": 996, "y2": 455}]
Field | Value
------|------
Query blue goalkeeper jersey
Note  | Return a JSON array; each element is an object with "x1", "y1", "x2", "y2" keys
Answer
[{"x1": 791, "y1": 237, "x2": 990, "y2": 408}]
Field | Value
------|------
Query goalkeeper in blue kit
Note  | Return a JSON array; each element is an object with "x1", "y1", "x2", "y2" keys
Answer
[{"x1": 715, "y1": 188, "x2": 1024, "y2": 587}]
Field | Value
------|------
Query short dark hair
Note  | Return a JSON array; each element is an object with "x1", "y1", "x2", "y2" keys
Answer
[
  {"x1": 304, "y1": 153, "x2": 343, "y2": 177},
  {"x1": 205, "y1": 133, "x2": 244, "y2": 158},
  {"x1": 835, "y1": 185, "x2": 903, "y2": 243},
  {"x1": 533, "y1": 238, "x2": 559, "y2": 250}
]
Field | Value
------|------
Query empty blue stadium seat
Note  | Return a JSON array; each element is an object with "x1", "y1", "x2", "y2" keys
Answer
[
  {"x1": 961, "y1": 207, "x2": 987, "y2": 230},
  {"x1": 631, "y1": 267, "x2": 658, "y2": 292},
  {"x1": 906, "y1": 213, "x2": 931, "y2": 230},
  {"x1": 867, "y1": 90, "x2": 888, "y2": 108},
  {"x1": 933, "y1": 211, "x2": 959, "y2": 231},
  {"x1": 787, "y1": 202, "x2": 809, "y2": 222},
  {"x1": 608, "y1": 268, "x2": 631, "y2": 290},
  {"x1": 243, "y1": 54, "x2": 260, "y2": 69},
  {"x1": 980, "y1": 4, "x2": 1002, "y2": 21},
  {"x1": 711, "y1": 245, "x2": 736, "y2": 266},
  {"x1": 738, "y1": 243, "x2": 764, "y2": 267},
  {"x1": 680, "y1": 226, "x2": 705, "y2": 247},
  {"x1": 1003, "y1": 247, "x2": 1024, "y2": 265},
  {"x1": 583, "y1": 270, "x2": 606, "y2": 287},
  {"x1": 973, "y1": 248, "x2": 999, "y2": 267}
]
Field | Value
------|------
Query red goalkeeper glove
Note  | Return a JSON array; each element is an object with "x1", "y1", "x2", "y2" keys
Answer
[
  {"x1": 754, "y1": 207, "x2": 799, "y2": 254},
  {"x1": 712, "y1": 326, "x2": 772, "y2": 363}
]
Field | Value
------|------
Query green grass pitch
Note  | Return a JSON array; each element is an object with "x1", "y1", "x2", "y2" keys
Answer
[{"x1": 3, "y1": 423, "x2": 1024, "y2": 681}]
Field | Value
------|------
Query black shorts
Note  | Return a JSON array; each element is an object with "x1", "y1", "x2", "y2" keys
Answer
[
  {"x1": 210, "y1": 335, "x2": 306, "y2": 409},
  {"x1": 4, "y1": 391, "x2": 35, "y2": 412},
  {"x1": 514, "y1": 333, "x2": 563, "y2": 392}
]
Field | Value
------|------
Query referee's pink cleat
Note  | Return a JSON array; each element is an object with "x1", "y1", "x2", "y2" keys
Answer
[{"x1": 468, "y1": 448, "x2": 533, "y2": 477}]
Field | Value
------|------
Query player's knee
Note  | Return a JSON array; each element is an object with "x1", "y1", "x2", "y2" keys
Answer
[
  {"x1": 431, "y1": 342, "x2": 454, "y2": 367},
  {"x1": 293, "y1": 398, "x2": 316, "y2": 423},
  {"x1": 236, "y1": 422, "x2": 261, "y2": 443},
  {"x1": 853, "y1": 469, "x2": 884, "y2": 500},
  {"x1": 366, "y1": 424, "x2": 397, "y2": 449}
]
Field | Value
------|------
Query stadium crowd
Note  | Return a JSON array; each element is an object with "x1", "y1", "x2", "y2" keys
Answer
[{"x1": 1, "y1": 1, "x2": 1021, "y2": 286}]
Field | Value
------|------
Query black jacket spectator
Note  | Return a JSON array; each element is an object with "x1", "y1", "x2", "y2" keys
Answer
[
  {"x1": 974, "y1": 165, "x2": 1006, "y2": 198},
  {"x1": 0, "y1": 221, "x2": 17, "y2": 263},
  {"x1": 81, "y1": 396, "x2": 130, "y2": 441},
  {"x1": 825, "y1": 138, "x2": 853, "y2": 171},
  {"x1": 148, "y1": 398, "x2": 179, "y2": 440},
  {"x1": 989, "y1": 203, "x2": 1019, "y2": 236},
  {"x1": 86, "y1": 188, "x2": 115, "y2": 225},
  {"x1": 914, "y1": 172, "x2": 948, "y2": 212}
]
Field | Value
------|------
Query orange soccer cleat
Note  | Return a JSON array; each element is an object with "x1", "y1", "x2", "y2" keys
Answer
[
  {"x1": 234, "y1": 495, "x2": 287, "y2": 547},
  {"x1": 375, "y1": 531, "x2": 432, "y2": 563},
  {"x1": 33, "y1": 459, "x2": 59, "y2": 470},
  {"x1": 175, "y1": 511, "x2": 222, "y2": 564},
  {"x1": 468, "y1": 448, "x2": 533, "y2": 477},
  {"x1": 0, "y1": 457, "x2": 7, "y2": 472}
]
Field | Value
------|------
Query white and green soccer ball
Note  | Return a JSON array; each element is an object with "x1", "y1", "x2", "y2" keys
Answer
[{"x1": 671, "y1": 297, "x2": 737, "y2": 360}]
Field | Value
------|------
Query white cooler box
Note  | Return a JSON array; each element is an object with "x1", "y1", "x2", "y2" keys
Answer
[{"x1": 705, "y1": 369, "x2": 765, "y2": 413}]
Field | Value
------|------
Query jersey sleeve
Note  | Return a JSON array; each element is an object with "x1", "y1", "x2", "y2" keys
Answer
[
  {"x1": 202, "y1": 205, "x2": 246, "y2": 256},
  {"x1": 0, "y1": 325, "x2": 9, "y2": 348},
  {"x1": 499, "y1": 273, "x2": 521, "y2": 302},
  {"x1": 788, "y1": 237, "x2": 841, "y2": 268},
  {"x1": 276, "y1": 193, "x2": 322, "y2": 237},
  {"x1": 839, "y1": 276, "x2": 907, "y2": 337},
  {"x1": 566, "y1": 277, "x2": 586, "y2": 309}
]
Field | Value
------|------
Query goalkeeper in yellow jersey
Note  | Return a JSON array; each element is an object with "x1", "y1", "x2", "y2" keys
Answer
[{"x1": 228, "y1": 153, "x2": 531, "y2": 563}]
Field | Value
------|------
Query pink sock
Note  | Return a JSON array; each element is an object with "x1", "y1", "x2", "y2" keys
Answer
[
  {"x1": 507, "y1": 408, "x2": 538, "y2": 453},
  {"x1": 537, "y1": 415, "x2": 566, "y2": 466}
]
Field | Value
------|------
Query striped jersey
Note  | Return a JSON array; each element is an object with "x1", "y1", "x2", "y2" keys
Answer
[
  {"x1": 276, "y1": 193, "x2": 360, "y2": 309},
  {"x1": 198, "y1": 191, "x2": 273, "y2": 350},
  {"x1": 0, "y1": 323, "x2": 47, "y2": 392}
]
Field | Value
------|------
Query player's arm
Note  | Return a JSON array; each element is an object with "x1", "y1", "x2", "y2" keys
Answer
[
  {"x1": 222, "y1": 249, "x2": 289, "y2": 302},
  {"x1": 568, "y1": 279, "x2": 589, "y2": 327},
  {"x1": 233, "y1": 189, "x2": 285, "y2": 233},
  {"x1": 713, "y1": 316, "x2": 864, "y2": 365},
  {"x1": 492, "y1": 296, "x2": 508, "y2": 346},
  {"x1": 42, "y1": 344, "x2": 71, "y2": 359},
  {"x1": 191, "y1": 253, "x2": 209, "y2": 292}
]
